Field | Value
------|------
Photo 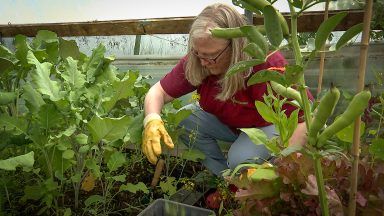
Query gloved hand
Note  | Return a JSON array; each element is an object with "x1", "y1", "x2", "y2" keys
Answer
[{"x1": 142, "y1": 113, "x2": 174, "y2": 164}]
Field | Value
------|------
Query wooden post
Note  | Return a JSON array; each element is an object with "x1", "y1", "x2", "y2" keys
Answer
[
  {"x1": 316, "y1": 0, "x2": 330, "y2": 98},
  {"x1": 348, "y1": 0, "x2": 373, "y2": 215}
]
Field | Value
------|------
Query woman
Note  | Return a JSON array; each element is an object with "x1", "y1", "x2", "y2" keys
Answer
[{"x1": 142, "y1": 3, "x2": 309, "y2": 176}]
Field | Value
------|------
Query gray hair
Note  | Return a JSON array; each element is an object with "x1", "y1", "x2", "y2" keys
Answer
[{"x1": 185, "y1": 3, "x2": 251, "y2": 101}]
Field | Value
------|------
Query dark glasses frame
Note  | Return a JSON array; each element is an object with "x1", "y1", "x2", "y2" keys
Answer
[{"x1": 190, "y1": 42, "x2": 231, "y2": 64}]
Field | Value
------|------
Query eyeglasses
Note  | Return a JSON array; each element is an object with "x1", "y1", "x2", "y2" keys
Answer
[{"x1": 191, "y1": 42, "x2": 231, "y2": 64}]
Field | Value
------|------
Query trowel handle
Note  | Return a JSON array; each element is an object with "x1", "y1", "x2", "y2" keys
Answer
[{"x1": 151, "y1": 158, "x2": 165, "y2": 188}]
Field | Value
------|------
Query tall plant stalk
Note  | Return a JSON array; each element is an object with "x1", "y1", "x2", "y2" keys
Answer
[
  {"x1": 288, "y1": 2, "x2": 329, "y2": 215},
  {"x1": 348, "y1": 0, "x2": 373, "y2": 215}
]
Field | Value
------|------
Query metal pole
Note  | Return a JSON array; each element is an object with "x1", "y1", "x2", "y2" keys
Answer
[
  {"x1": 134, "y1": 35, "x2": 141, "y2": 55},
  {"x1": 244, "y1": 9, "x2": 253, "y2": 25}
]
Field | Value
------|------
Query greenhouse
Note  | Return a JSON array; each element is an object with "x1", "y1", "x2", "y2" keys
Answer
[{"x1": 0, "y1": 0, "x2": 383, "y2": 215}]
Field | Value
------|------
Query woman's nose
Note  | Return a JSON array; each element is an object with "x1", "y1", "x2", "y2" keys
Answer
[{"x1": 200, "y1": 58, "x2": 210, "y2": 66}]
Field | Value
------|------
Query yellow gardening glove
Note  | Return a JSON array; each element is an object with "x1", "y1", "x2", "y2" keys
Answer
[{"x1": 142, "y1": 113, "x2": 174, "y2": 164}]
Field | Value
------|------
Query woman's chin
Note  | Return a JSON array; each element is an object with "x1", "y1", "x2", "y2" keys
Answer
[{"x1": 208, "y1": 69, "x2": 222, "y2": 76}]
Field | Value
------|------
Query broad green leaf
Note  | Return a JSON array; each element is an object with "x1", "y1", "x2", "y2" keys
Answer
[
  {"x1": 250, "y1": 168, "x2": 278, "y2": 181},
  {"x1": 0, "y1": 151, "x2": 34, "y2": 171},
  {"x1": 56, "y1": 125, "x2": 77, "y2": 138},
  {"x1": 119, "y1": 182, "x2": 149, "y2": 194},
  {"x1": 180, "y1": 149, "x2": 206, "y2": 162},
  {"x1": 88, "y1": 115, "x2": 132, "y2": 143},
  {"x1": 160, "y1": 177, "x2": 177, "y2": 196},
  {"x1": 45, "y1": 41, "x2": 59, "y2": 63},
  {"x1": 0, "y1": 45, "x2": 17, "y2": 71},
  {"x1": 75, "y1": 134, "x2": 88, "y2": 145},
  {"x1": 62, "y1": 57, "x2": 86, "y2": 90},
  {"x1": 335, "y1": 23, "x2": 363, "y2": 50},
  {"x1": 263, "y1": 5, "x2": 283, "y2": 47},
  {"x1": 84, "y1": 44, "x2": 106, "y2": 83},
  {"x1": 336, "y1": 121, "x2": 365, "y2": 143},
  {"x1": 32, "y1": 30, "x2": 59, "y2": 63},
  {"x1": 292, "y1": 0, "x2": 303, "y2": 8},
  {"x1": 0, "y1": 91, "x2": 16, "y2": 105},
  {"x1": 0, "y1": 114, "x2": 28, "y2": 135},
  {"x1": 0, "y1": 132, "x2": 29, "y2": 151},
  {"x1": 107, "y1": 151, "x2": 126, "y2": 172},
  {"x1": 243, "y1": 43, "x2": 266, "y2": 60},
  {"x1": 31, "y1": 30, "x2": 58, "y2": 48},
  {"x1": 240, "y1": 25, "x2": 268, "y2": 54},
  {"x1": 315, "y1": 12, "x2": 347, "y2": 50},
  {"x1": 32, "y1": 49, "x2": 48, "y2": 62},
  {"x1": 226, "y1": 59, "x2": 265, "y2": 77},
  {"x1": 264, "y1": 137, "x2": 281, "y2": 154},
  {"x1": 64, "y1": 208, "x2": 72, "y2": 216},
  {"x1": 37, "y1": 104, "x2": 63, "y2": 130},
  {"x1": 0, "y1": 57, "x2": 14, "y2": 72},
  {"x1": 369, "y1": 138, "x2": 384, "y2": 160},
  {"x1": 85, "y1": 158, "x2": 101, "y2": 178},
  {"x1": 14, "y1": 34, "x2": 31, "y2": 67},
  {"x1": 71, "y1": 174, "x2": 81, "y2": 183},
  {"x1": 22, "y1": 84, "x2": 45, "y2": 112},
  {"x1": 27, "y1": 51, "x2": 62, "y2": 101},
  {"x1": 286, "y1": 109, "x2": 299, "y2": 140},
  {"x1": 247, "y1": 69, "x2": 286, "y2": 86},
  {"x1": 285, "y1": 65, "x2": 304, "y2": 85},
  {"x1": 84, "y1": 195, "x2": 104, "y2": 207},
  {"x1": 79, "y1": 145, "x2": 90, "y2": 153},
  {"x1": 62, "y1": 150, "x2": 75, "y2": 159},
  {"x1": 102, "y1": 71, "x2": 137, "y2": 112},
  {"x1": 230, "y1": 163, "x2": 273, "y2": 179},
  {"x1": 172, "y1": 99, "x2": 183, "y2": 109},
  {"x1": 126, "y1": 112, "x2": 144, "y2": 144},
  {"x1": 95, "y1": 64, "x2": 118, "y2": 83},
  {"x1": 167, "y1": 109, "x2": 192, "y2": 128},
  {"x1": 240, "y1": 128, "x2": 268, "y2": 145},
  {"x1": 0, "y1": 45, "x2": 15, "y2": 60},
  {"x1": 50, "y1": 148, "x2": 72, "y2": 174},
  {"x1": 280, "y1": 144, "x2": 303, "y2": 156},
  {"x1": 255, "y1": 101, "x2": 278, "y2": 123},
  {"x1": 59, "y1": 38, "x2": 81, "y2": 60},
  {"x1": 23, "y1": 185, "x2": 43, "y2": 201},
  {"x1": 111, "y1": 174, "x2": 126, "y2": 182}
]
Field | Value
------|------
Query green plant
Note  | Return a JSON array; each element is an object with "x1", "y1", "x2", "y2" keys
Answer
[
  {"x1": 211, "y1": 0, "x2": 373, "y2": 215},
  {"x1": 308, "y1": 86, "x2": 340, "y2": 146},
  {"x1": 0, "y1": 30, "x2": 153, "y2": 214},
  {"x1": 317, "y1": 90, "x2": 371, "y2": 147}
]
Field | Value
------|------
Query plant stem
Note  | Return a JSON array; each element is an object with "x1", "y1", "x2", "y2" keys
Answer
[
  {"x1": 313, "y1": 154, "x2": 329, "y2": 216},
  {"x1": 288, "y1": 2, "x2": 330, "y2": 215},
  {"x1": 288, "y1": 6, "x2": 302, "y2": 65},
  {"x1": 288, "y1": 2, "x2": 311, "y2": 130}
]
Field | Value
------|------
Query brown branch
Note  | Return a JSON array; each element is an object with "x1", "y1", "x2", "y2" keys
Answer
[{"x1": 348, "y1": 0, "x2": 373, "y2": 215}]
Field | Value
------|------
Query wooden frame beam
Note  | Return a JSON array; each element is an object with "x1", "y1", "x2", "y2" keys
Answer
[{"x1": 0, "y1": 10, "x2": 365, "y2": 37}]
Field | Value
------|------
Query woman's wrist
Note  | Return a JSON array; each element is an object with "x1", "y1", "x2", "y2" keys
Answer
[{"x1": 143, "y1": 113, "x2": 162, "y2": 127}]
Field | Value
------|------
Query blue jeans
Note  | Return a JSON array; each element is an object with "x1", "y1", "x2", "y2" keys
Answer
[{"x1": 178, "y1": 103, "x2": 277, "y2": 176}]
